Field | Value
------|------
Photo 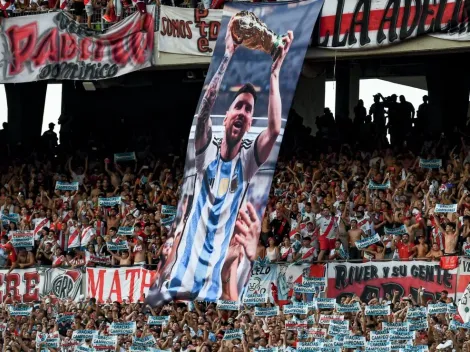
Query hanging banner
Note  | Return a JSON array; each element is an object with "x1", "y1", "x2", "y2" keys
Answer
[
  {"x1": 146, "y1": 0, "x2": 323, "y2": 306},
  {"x1": 158, "y1": 6, "x2": 223, "y2": 56},
  {"x1": 327, "y1": 261, "x2": 457, "y2": 303},
  {"x1": 318, "y1": 0, "x2": 470, "y2": 49},
  {"x1": 86, "y1": 267, "x2": 156, "y2": 303},
  {"x1": 245, "y1": 263, "x2": 279, "y2": 300},
  {"x1": 0, "y1": 8, "x2": 155, "y2": 83},
  {"x1": 0, "y1": 268, "x2": 81, "y2": 302},
  {"x1": 457, "y1": 257, "x2": 470, "y2": 301}
]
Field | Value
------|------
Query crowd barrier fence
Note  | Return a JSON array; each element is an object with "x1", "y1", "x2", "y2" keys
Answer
[{"x1": 7, "y1": 5, "x2": 143, "y2": 32}]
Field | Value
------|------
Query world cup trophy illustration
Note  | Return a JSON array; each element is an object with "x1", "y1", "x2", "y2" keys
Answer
[{"x1": 230, "y1": 11, "x2": 286, "y2": 61}]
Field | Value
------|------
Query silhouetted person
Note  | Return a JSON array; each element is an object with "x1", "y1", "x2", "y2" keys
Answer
[
  {"x1": 353, "y1": 99, "x2": 366, "y2": 136},
  {"x1": 360, "y1": 115, "x2": 376, "y2": 150},
  {"x1": 369, "y1": 94, "x2": 386, "y2": 141},
  {"x1": 417, "y1": 95, "x2": 429, "y2": 133},
  {"x1": 42, "y1": 122, "x2": 58, "y2": 155},
  {"x1": 0, "y1": 122, "x2": 9, "y2": 157},
  {"x1": 316, "y1": 108, "x2": 335, "y2": 139},
  {"x1": 58, "y1": 114, "x2": 73, "y2": 152},
  {"x1": 399, "y1": 95, "x2": 415, "y2": 131},
  {"x1": 381, "y1": 94, "x2": 401, "y2": 145}
]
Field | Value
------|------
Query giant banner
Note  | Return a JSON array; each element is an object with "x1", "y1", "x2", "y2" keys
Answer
[
  {"x1": 327, "y1": 261, "x2": 457, "y2": 302},
  {"x1": 318, "y1": 0, "x2": 470, "y2": 49},
  {"x1": 0, "y1": 8, "x2": 155, "y2": 83},
  {"x1": 158, "y1": 6, "x2": 222, "y2": 56},
  {"x1": 86, "y1": 267, "x2": 156, "y2": 303},
  {"x1": 0, "y1": 267, "x2": 82, "y2": 302},
  {"x1": 146, "y1": 0, "x2": 323, "y2": 306}
]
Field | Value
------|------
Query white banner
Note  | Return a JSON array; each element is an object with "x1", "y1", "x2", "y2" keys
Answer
[
  {"x1": 109, "y1": 322, "x2": 136, "y2": 335},
  {"x1": 318, "y1": 0, "x2": 470, "y2": 49},
  {"x1": 0, "y1": 8, "x2": 155, "y2": 83},
  {"x1": 254, "y1": 306, "x2": 279, "y2": 317},
  {"x1": 365, "y1": 305, "x2": 390, "y2": 316},
  {"x1": 11, "y1": 231, "x2": 34, "y2": 248},
  {"x1": 158, "y1": 6, "x2": 222, "y2": 56},
  {"x1": 223, "y1": 329, "x2": 243, "y2": 341},
  {"x1": 8, "y1": 305, "x2": 32, "y2": 316},
  {"x1": 434, "y1": 204, "x2": 458, "y2": 213},
  {"x1": 242, "y1": 293, "x2": 268, "y2": 305},
  {"x1": 216, "y1": 300, "x2": 240, "y2": 311},
  {"x1": 55, "y1": 181, "x2": 79, "y2": 191},
  {"x1": 148, "y1": 316, "x2": 170, "y2": 325},
  {"x1": 86, "y1": 267, "x2": 155, "y2": 303}
]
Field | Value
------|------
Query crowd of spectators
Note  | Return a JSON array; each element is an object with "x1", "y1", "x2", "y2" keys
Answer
[
  {"x1": 0, "y1": 93, "x2": 469, "y2": 352},
  {"x1": 1, "y1": 288, "x2": 465, "y2": 352},
  {"x1": 0, "y1": 93, "x2": 468, "y2": 270}
]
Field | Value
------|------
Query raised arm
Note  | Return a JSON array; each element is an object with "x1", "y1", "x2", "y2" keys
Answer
[
  {"x1": 256, "y1": 31, "x2": 293, "y2": 165},
  {"x1": 195, "y1": 18, "x2": 237, "y2": 154}
]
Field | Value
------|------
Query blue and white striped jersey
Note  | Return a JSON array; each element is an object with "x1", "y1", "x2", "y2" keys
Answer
[{"x1": 166, "y1": 135, "x2": 261, "y2": 301}]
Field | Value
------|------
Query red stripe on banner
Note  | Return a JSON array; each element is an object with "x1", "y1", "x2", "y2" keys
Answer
[
  {"x1": 457, "y1": 274, "x2": 470, "y2": 294},
  {"x1": 319, "y1": 3, "x2": 458, "y2": 38},
  {"x1": 310, "y1": 263, "x2": 325, "y2": 278},
  {"x1": 279, "y1": 264, "x2": 325, "y2": 306}
]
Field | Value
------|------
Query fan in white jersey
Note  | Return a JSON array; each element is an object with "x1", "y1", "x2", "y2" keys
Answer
[
  {"x1": 146, "y1": 20, "x2": 294, "y2": 305},
  {"x1": 316, "y1": 206, "x2": 339, "y2": 262}
]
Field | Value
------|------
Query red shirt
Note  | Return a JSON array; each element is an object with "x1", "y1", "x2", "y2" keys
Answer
[{"x1": 396, "y1": 241, "x2": 415, "y2": 259}]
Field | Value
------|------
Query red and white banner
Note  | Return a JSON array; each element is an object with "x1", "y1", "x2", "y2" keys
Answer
[
  {"x1": 0, "y1": 7, "x2": 155, "y2": 83},
  {"x1": 86, "y1": 267, "x2": 156, "y2": 303},
  {"x1": 457, "y1": 257, "x2": 470, "y2": 300},
  {"x1": 0, "y1": 268, "x2": 82, "y2": 302},
  {"x1": 319, "y1": 0, "x2": 470, "y2": 49},
  {"x1": 158, "y1": 6, "x2": 222, "y2": 56},
  {"x1": 327, "y1": 261, "x2": 457, "y2": 302}
]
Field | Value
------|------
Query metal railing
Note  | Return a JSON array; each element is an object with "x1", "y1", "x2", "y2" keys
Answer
[{"x1": 6, "y1": 5, "x2": 139, "y2": 32}]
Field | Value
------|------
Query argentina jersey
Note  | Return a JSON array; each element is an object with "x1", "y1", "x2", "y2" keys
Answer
[{"x1": 166, "y1": 135, "x2": 261, "y2": 301}]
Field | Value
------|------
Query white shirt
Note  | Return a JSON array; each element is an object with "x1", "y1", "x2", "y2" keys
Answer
[{"x1": 167, "y1": 136, "x2": 260, "y2": 302}]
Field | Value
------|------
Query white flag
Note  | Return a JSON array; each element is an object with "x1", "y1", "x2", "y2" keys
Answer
[{"x1": 458, "y1": 283, "x2": 470, "y2": 322}]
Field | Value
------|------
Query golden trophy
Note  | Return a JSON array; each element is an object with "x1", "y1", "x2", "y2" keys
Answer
[{"x1": 230, "y1": 11, "x2": 285, "y2": 61}]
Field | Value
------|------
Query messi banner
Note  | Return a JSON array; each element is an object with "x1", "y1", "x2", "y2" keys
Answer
[{"x1": 146, "y1": 0, "x2": 323, "y2": 305}]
